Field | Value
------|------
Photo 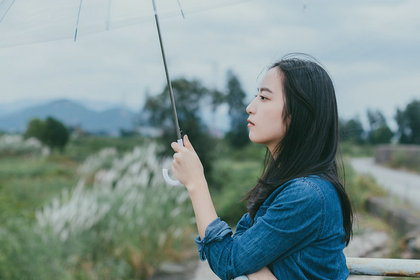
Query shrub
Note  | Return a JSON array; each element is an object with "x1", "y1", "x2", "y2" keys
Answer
[
  {"x1": 0, "y1": 134, "x2": 49, "y2": 157},
  {"x1": 36, "y1": 144, "x2": 194, "y2": 279}
]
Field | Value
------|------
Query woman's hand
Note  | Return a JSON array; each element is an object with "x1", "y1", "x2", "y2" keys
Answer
[
  {"x1": 171, "y1": 134, "x2": 205, "y2": 192},
  {"x1": 247, "y1": 266, "x2": 277, "y2": 280}
]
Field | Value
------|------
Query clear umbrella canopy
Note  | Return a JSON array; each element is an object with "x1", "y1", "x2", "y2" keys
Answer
[{"x1": 0, "y1": 0, "x2": 246, "y2": 48}]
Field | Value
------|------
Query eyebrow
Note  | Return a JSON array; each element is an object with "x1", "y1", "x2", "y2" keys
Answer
[{"x1": 258, "y1": 87, "x2": 273, "y2": 94}]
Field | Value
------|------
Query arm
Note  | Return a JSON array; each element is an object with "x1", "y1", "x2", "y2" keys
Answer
[
  {"x1": 172, "y1": 136, "x2": 323, "y2": 280},
  {"x1": 235, "y1": 215, "x2": 278, "y2": 279},
  {"x1": 233, "y1": 212, "x2": 253, "y2": 238},
  {"x1": 171, "y1": 135, "x2": 217, "y2": 239},
  {"x1": 248, "y1": 267, "x2": 277, "y2": 280}
]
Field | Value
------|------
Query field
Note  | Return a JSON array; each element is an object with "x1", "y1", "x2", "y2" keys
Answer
[{"x1": 0, "y1": 135, "x2": 405, "y2": 279}]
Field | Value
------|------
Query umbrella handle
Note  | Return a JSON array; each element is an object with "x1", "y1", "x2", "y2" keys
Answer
[{"x1": 162, "y1": 139, "x2": 183, "y2": 186}]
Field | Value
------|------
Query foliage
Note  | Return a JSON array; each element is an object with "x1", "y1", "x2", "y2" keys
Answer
[
  {"x1": 143, "y1": 78, "x2": 220, "y2": 183},
  {"x1": 24, "y1": 118, "x2": 45, "y2": 141},
  {"x1": 338, "y1": 142, "x2": 375, "y2": 158},
  {"x1": 36, "y1": 144, "x2": 194, "y2": 279},
  {"x1": 339, "y1": 117, "x2": 365, "y2": 144},
  {"x1": 0, "y1": 155, "x2": 77, "y2": 223},
  {"x1": 0, "y1": 219, "x2": 72, "y2": 280},
  {"x1": 366, "y1": 109, "x2": 393, "y2": 144},
  {"x1": 0, "y1": 140, "x2": 195, "y2": 280},
  {"x1": 395, "y1": 99, "x2": 420, "y2": 144},
  {"x1": 224, "y1": 70, "x2": 249, "y2": 149},
  {"x1": 210, "y1": 142, "x2": 265, "y2": 225},
  {"x1": 65, "y1": 135, "x2": 146, "y2": 162},
  {"x1": 381, "y1": 145, "x2": 420, "y2": 173},
  {"x1": 341, "y1": 159, "x2": 386, "y2": 212},
  {"x1": 0, "y1": 134, "x2": 49, "y2": 157},
  {"x1": 24, "y1": 117, "x2": 70, "y2": 151}
]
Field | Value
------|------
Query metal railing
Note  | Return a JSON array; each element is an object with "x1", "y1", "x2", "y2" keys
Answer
[
  {"x1": 347, "y1": 257, "x2": 420, "y2": 277},
  {"x1": 232, "y1": 257, "x2": 420, "y2": 279}
]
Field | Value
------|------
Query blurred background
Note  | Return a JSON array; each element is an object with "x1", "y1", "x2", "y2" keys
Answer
[{"x1": 0, "y1": 0, "x2": 419, "y2": 279}]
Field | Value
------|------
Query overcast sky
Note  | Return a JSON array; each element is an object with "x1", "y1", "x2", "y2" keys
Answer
[{"x1": 0, "y1": 0, "x2": 419, "y2": 128}]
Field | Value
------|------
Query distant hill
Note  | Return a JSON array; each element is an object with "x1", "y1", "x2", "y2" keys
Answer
[{"x1": 0, "y1": 99, "x2": 138, "y2": 135}]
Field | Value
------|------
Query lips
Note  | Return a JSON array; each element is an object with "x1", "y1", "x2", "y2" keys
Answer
[{"x1": 247, "y1": 119, "x2": 255, "y2": 127}]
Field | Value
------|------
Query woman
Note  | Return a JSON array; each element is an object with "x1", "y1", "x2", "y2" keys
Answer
[{"x1": 171, "y1": 55, "x2": 353, "y2": 280}]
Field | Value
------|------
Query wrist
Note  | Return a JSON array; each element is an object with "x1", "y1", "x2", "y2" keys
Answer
[{"x1": 187, "y1": 177, "x2": 207, "y2": 194}]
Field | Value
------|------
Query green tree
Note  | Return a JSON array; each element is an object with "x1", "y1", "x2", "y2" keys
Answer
[
  {"x1": 224, "y1": 70, "x2": 249, "y2": 149},
  {"x1": 143, "y1": 78, "x2": 220, "y2": 183},
  {"x1": 43, "y1": 117, "x2": 70, "y2": 151},
  {"x1": 366, "y1": 109, "x2": 393, "y2": 144},
  {"x1": 339, "y1": 117, "x2": 365, "y2": 143},
  {"x1": 395, "y1": 99, "x2": 420, "y2": 144},
  {"x1": 24, "y1": 118, "x2": 45, "y2": 140},
  {"x1": 24, "y1": 117, "x2": 69, "y2": 151}
]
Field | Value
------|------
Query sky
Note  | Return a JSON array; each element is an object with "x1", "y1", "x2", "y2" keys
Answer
[{"x1": 0, "y1": 0, "x2": 419, "y2": 129}]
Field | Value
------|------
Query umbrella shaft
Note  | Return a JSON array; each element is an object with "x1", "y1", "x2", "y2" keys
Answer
[{"x1": 152, "y1": 2, "x2": 182, "y2": 140}]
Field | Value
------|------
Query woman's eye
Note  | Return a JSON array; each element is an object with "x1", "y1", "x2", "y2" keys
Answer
[{"x1": 254, "y1": 94, "x2": 267, "y2": 101}]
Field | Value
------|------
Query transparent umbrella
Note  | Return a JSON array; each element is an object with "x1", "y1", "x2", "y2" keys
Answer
[
  {"x1": 0, "y1": 0, "x2": 250, "y2": 48},
  {"x1": 0, "y1": 0, "x2": 249, "y2": 184}
]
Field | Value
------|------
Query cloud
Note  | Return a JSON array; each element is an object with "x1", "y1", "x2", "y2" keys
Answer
[{"x1": 0, "y1": 0, "x2": 419, "y2": 127}]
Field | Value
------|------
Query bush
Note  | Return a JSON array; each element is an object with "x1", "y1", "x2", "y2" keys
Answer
[
  {"x1": 0, "y1": 134, "x2": 49, "y2": 157},
  {"x1": 0, "y1": 219, "x2": 71, "y2": 280},
  {"x1": 24, "y1": 117, "x2": 69, "y2": 151},
  {"x1": 36, "y1": 144, "x2": 194, "y2": 279},
  {"x1": 342, "y1": 160, "x2": 386, "y2": 212}
]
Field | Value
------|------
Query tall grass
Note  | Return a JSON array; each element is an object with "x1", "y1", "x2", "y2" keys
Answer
[
  {"x1": 0, "y1": 144, "x2": 194, "y2": 280},
  {"x1": 0, "y1": 134, "x2": 50, "y2": 157}
]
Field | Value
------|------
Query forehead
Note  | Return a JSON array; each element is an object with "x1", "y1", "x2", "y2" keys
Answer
[{"x1": 260, "y1": 67, "x2": 283, "y2": 92}]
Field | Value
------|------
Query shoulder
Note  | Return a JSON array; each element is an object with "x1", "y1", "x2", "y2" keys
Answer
[{"x1": 264, "y1": 176, "x2": 335, "y2": 209}]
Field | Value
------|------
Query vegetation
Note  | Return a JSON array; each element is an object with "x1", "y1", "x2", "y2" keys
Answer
[
  {"x1": 0, "y1": 138, "x2": 194, "y2": 280},
  {"x1": 395, "y1": 99, "x2": 420, "y2": 144},
  {"x1": 224, "y1": 70, "x2": 249, "y2": 149},
  {"x1": 0, "y1": 81, "x2": 417, "y2": 279},
  {"x1": 143, "y1": 78, "x2": 221, "y2": 184},
  {"x1": 24, "y1": 117, "x2": 70, "y2": 151},
  {"x1": 340, "y1": 99, "x2": 420, "y2": 145}
]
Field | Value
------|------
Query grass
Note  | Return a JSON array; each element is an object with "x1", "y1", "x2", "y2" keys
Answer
[
  {"x1": 0, "y1": 156, "x2": 78, "y2": 223},
  {"x1": 64, "y1": 135, "x2": 146, "y2": 162},
  {"x1": 0, "y1": 135, "x2": 413, "y2": 279}
]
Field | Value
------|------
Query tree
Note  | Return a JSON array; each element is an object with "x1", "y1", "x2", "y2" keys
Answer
[
  {"x1": 43, "y1": 117, "x2": 70, "y2": 151},
  {"x1": 224, "y1": 70, "x2": 249, "y2": 148},
  {"x1": 24, "y1": 117, "x2": 69, "y2": 151},
  {"x1": 366, "y1": 109, "x2": 393, "y2": 144},
  {"x1": 24, "y1": 118, "x2": 45, "y2": 140},
  {"x1": 339, "y1": 117, "x2": 365, "y2": 143},
  {"x1": 395, "y1": 99, "x2": 420, "y2": 144},
  {"x1": 143, "y1": 78, "x2": 220, "y2": 183}
]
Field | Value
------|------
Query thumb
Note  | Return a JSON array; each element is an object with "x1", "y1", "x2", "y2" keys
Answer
[{"x1": 183, "y1": 134, "x2": 196, "y2": 152}]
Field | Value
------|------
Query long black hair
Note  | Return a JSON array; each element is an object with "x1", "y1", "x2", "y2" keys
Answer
[{"x1": 243, "y1": 55, "x2": 353, "y2": 245}]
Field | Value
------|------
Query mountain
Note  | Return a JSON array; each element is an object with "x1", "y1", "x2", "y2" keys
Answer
[{"x1": 0, "y1": 99, "x2": 138, "y2": 135}]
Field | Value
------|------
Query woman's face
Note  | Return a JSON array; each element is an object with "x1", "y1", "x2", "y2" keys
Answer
[{"x1": 246, "y1": 67, "x2": 287, "y2": 155}]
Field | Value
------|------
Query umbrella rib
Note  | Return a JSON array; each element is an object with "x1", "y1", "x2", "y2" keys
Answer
[
  {"x1": 74, "y1": 0, "x2": 84, "y2": 42},
  {"x1": 0, "y1": 0, "x2": 15, "y2": 23}
]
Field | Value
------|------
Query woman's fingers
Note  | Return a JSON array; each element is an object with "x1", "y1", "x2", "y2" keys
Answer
[{"x1": 183, "y1": 134, "x2": 196, "y2": 152}]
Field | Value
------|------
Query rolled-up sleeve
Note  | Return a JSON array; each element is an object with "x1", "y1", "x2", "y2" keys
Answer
[
  {"x1": 233, "y1": 212, "x2": 253, "y2": 239},
  {"x1": 194, "y1": 180, "x2": 324, "y2": 280}
]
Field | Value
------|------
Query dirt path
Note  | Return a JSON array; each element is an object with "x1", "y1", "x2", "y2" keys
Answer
[{"x1": 350, "y1": 157, "x2": 420, "y2": 210}]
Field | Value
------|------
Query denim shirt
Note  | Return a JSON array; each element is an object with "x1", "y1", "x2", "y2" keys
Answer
[{"x1": 195, "y1": 176, "x2": 348, "y2": 280}]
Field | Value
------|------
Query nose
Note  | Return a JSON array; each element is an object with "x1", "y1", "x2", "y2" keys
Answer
[{"x1": 246, "y1": 98, "x2": 256, "y2": 115}]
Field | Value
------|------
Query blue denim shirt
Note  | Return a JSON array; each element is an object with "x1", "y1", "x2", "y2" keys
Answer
[{"x1": 195, "y1": 176, "x2": 348, "y2": 280}]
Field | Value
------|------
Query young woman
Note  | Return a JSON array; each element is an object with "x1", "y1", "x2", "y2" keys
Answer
[{"x1": 171, "y1": 55, "x2": 353, "y2": 280}]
